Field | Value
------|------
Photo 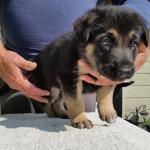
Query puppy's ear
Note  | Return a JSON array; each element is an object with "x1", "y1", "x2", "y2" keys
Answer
[
  {"x1": 73, "y1": 10, "x2": 98, "y2": 42},
  {"x1": 141, "y1": 26, "x2": 149, "y2": 48}
]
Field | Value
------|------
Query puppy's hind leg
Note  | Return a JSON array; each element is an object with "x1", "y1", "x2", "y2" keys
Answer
[
  {"x1": 65, "y1": 80, "x2": 93, "y2": 129},
  {"x1": 51, "y1": 97, "x2": 68, "y2": 119}
]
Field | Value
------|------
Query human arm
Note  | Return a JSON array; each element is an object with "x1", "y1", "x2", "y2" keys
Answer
[
  {"x1": 135, "y1": 38, "x2": 149, "y2": 71},
  {"x1": 78, "y1": 40, "x2": 149, "y2": 85},
  {"x1": 0, "y1": 40, "x2": 50, "y2": 103}
]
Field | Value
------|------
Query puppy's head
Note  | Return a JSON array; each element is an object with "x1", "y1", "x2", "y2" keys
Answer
[{"x1": 74, "y1": 6, "x2": 149, "y2": 81}]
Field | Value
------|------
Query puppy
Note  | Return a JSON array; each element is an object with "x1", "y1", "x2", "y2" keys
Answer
[{"x1": 28, "y1": 6, "x2": 149, "y2": 129}]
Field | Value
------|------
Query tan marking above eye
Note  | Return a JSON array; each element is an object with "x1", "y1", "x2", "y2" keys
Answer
[
  {"x1": 128, "y1": 30, "x2": 137, "y2": 39},
  {"x1": 108, "y1": 28, "x2": 119, "y2": 39},
  {"x1": 84, "y1": 43, "x2": 98, "y2": 71},
  {"x1": 126, "y1": 30, "x2": 140, "y2": 47},
  {"x1": 108, "y1": 28, "x2": 123, "y2": 47}
]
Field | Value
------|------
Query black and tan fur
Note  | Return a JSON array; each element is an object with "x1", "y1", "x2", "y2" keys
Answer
[{"x1": 29, "y1": 6, "x2": 149, "y2": 129}]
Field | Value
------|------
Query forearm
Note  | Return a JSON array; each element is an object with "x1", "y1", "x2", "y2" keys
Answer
[
  {"x1": 135, "y1": 46, "x2": 149, "y2": 71},
  {"x1": 0, "y1": 39, "x2": 3, "y2": 48},
  {"x1": 0, "y1": 25, "x2": 4, "y2": 51},
  {"x1": 135, "y1": 33, "x2": 150, "y2": 71},
  {"x1": 0, "y1": 39, "x2": 6, "y2": 56}
]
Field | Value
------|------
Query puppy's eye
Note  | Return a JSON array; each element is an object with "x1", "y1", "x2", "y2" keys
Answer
[
  {"x1": 130, "y1": 40, "x2": 138, "y2": 49},
  {"x1": 100, "y1": 37, "x2": 112, "y2": 49}
]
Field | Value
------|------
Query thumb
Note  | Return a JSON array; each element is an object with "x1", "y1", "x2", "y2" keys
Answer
[{"x1": 15, "y1": 56, "x2": 37, "y2": 71}]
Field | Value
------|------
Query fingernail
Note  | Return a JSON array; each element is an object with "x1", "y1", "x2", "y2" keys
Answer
[
  {"x1": 95, "y1": 81, "x2": 101, "y2": 85},
  {"x1": 42, "y1": 99, "x2": 49, "y2": 103},
  {"x1": 45, "y1": 91, "x2": 50, "y2": 96},
  {"x1": 80, "y1": 76, "x2": 85, "y2": 80},
  {"x1": 78, "y1": 61, "x2": 84, "y2": 66},
  {"x1": 33, "y1": 62, "x2": 36, "y2": 64}
]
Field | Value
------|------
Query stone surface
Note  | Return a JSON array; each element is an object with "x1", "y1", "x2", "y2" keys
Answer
[{"x1": 0, "y1": 113, "x2": 150, "y2": 150}]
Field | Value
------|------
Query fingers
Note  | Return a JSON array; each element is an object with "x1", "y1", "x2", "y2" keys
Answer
[
  {"x1": 19, "y1": 79, "x2": 50, "y2": 103},
  {"x1": 78, "y1": 59, "x2": 123, "y2": 86},
  {"x1": 0, "y1": 50, "x2": 49, "y2": 103},
  {"x1": 13, "y1": 56, "x2": 50, "y2": 103},
  {"x1": 29, "y1": 95, "x2": 49, "y2": 103},
  {"x1": 80, "y1": 75, "x2": 97, "y2": 84},
  {"x1": 22, "y1": 88, "x2": 49, "y2": 103},
  {"x1": 10, "y1": 69, "x2": 50, "y2": 103},
  {"x1": 80, "y1": 74, "x2": 123, "y2": 86},
  {"x1": 27, "y1": 84, "x2": 50, "y2": 97},
  {"x1": 14, "y1": 55, "x2": 37, "y2": 71}
]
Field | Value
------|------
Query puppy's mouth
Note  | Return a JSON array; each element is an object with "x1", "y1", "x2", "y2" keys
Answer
[{"x1": 98, "y1": 64, "x2": 135, "y2": 81}]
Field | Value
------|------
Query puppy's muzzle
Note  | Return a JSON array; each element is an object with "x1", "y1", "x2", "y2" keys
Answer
[
  {"x1": 117, "y1": 64, "x2": 134, "y2": 79},
  {"x1": 102, "y1": 62, "x2": 134, "y2": 80}
]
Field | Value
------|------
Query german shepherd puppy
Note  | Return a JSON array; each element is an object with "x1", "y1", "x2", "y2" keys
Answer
[{"x1": 29, "y1": 6, "x2": 149, "y2": 129}]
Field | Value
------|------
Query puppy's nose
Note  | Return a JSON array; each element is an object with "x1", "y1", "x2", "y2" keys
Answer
[{"x1": 117, "y1": 65, "x2": 134, "y2": 78}]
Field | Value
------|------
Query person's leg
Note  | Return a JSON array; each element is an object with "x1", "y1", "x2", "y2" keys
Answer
[
  {"x1": 0, "y1": 81, "x2": 32, "y2": 114},
  {"x1": 83, "y1": 93, "x2": 96, "y2": 112},
  {"x1": 1, "y1": 92, "x2": 32, "y2": 114}
]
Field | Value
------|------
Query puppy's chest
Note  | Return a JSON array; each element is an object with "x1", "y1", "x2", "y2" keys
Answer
[{"x1": 78, "y1": 64, "x2": 100, "y2": 93}]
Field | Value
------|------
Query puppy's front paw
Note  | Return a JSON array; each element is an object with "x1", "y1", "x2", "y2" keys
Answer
[
  {"x1": 98, "y1": 106, "x2": 117, "y2": 124},
  {"x1": 71, "y1": 118, "x2": 93, "y2": 129}
]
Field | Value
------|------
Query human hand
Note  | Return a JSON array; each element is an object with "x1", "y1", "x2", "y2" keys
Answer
[
  {"x1": 0, "y1": 46, "x2": 50, "y2": 103},
  {"x1": 135, "y1": 41, "x2": 149, "y2": 71},
  {"x1": 78, "y1": 36, "x2": 149, "y2": 86},
  {"x1": 78, "y1": 59, "x2": 123, "y2": 86}
]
